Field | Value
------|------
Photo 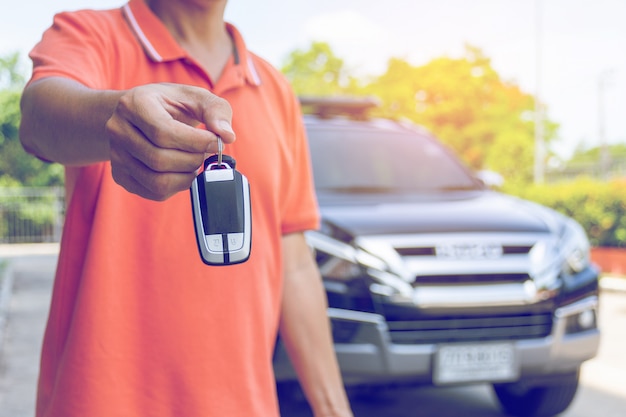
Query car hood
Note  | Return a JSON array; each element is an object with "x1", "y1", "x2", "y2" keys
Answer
[{"x1": 318, "y1": 190, "x2": 563, "y2": 237}]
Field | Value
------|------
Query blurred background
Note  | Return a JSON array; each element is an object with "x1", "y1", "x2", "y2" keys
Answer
[
  {"x1": 0, "y1": 0, "x2": 625, "y2": 263},
  {"x1": 0, "y1": 2, "x2": 625, "y2": 417}
]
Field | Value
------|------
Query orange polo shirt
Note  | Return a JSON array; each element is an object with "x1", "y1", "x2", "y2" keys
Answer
[{"x1": 27, "y1": 1, "x2": 319, "y2": 416}]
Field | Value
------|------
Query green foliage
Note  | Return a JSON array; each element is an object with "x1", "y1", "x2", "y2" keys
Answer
[
  {"x1": 364, "y1": 45, "x2": 558, "y2": 185},
  {"x1": 0, "y1": 187, "x2": 63, "y2": 243},
  {"x1": 504, "y1": 177, "x2": 626, "y2": 247},
  {"x1": 568, "y1": 143, "x2": 626, "y2": 165},
  {"x1": 0, "y1": 52, "x2": 65, "y2": 243},
  {"x1": 0, "y1": 53, "x2": 25, "y2": 89},
  {"x1": 281, "y1": 41, "x2": 361, "y2": 96},
  {"x1": 282, "y1": 43, "x2": 558, "y2": 186},
  {"x1": 0, "y1": 88, "x2": 21, "y2": 147},
  {"x1": 555, "y1": 143, "x2": 626, "y2": 181},
  {"x1": 0, "y1": 52, "x2": 64, "y2": 187}
]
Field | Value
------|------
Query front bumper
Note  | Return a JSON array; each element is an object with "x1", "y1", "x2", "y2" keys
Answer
[{"x1": 274, "y1": 295, "x2": 600, "y2": 386}]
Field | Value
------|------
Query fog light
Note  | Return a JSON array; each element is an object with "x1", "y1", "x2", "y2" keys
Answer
[
  {"x1": 578, "y1": 309, "x2": 595, "y2": 329},
  {"x1": 565, "y1": 309, "x2": 597, "y2": 334},
  {"x1": 331, "y1": 318, "x2": 360, "y2": 343}
]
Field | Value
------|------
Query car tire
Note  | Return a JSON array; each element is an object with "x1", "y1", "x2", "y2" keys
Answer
[{"x1": 492, "y1": 373, "x2": 579, "y2": 417}]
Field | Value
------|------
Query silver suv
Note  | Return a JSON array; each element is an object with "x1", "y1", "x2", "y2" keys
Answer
[{"x1": 274, "y1": 97, "x2": 600, "y2": 417}]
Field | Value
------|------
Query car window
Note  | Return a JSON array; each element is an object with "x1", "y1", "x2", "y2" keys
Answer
[{"x1": 307, "y1": 125, "x2": 480, "y2": 193}]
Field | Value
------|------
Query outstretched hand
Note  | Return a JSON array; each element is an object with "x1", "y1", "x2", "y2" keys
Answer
[{"x1": 106, "y1": 83, "x2": 235, "y2": 201}]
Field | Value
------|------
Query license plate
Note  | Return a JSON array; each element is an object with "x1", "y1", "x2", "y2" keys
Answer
[{"x1": 433, "y1": 343, "x2": 519, "y2": 385}]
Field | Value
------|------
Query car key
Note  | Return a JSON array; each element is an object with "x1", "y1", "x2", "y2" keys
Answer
[{"x1": 190, "y1": 138, "x2": 251, "y2": 265}]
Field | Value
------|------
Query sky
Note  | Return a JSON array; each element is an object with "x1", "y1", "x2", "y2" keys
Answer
[{"x1": 1, "y1": 0, "x2": 625, "y2": 160}]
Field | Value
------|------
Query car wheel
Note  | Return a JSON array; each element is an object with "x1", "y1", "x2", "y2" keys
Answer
[{"x1": 492, "y1": 373, "x2": 579, "y2": 417}]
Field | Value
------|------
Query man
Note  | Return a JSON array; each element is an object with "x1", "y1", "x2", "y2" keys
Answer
[{"x1": 19, "y1": 1, "x2": 353, "y2": 416}]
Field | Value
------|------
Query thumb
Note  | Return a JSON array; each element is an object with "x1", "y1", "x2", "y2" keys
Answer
[
  {"x1": 206, "y1": 117, "x2": 236, "y2": 145},
  {"x1": 181, "y1": 86, "x2": 236, "y2": 145}
]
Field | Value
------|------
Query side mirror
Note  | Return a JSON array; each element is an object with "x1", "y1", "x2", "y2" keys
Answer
[{"x1": 476, "y1": 170, "x2": 504, "y2": 188}]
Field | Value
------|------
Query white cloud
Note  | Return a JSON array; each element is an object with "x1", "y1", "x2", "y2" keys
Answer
[
  {"x1": 304, "y1": 10, "x2": 388, "y2": 44},
  {"x1": 302, "y1": 10, "x2": 397, "y2": 75}
]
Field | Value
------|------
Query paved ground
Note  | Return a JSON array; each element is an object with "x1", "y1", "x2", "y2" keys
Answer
[
  {"x1": 0, "y1": 244, "x2": 623, "y2": 417},
  {"x1": 0, "y1": 250, "x2": 57, "y2": 417}
]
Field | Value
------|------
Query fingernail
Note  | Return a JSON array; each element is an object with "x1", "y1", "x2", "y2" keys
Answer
[{"x1": 219, "y1": 120, "x2": 234, "y2": 135}]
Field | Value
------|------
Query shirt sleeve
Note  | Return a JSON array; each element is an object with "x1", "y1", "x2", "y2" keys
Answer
[
  {"x1": 279, "y1": 89, "x2": 321, "y2": 235},
  {"x1": 28, "y1": 9, "x2": 118, "y2": 89}
]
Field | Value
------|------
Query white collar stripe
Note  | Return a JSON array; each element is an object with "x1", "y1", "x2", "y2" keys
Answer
[
  {"x1": 122, "y1": 4, "x2": 163, "y2": 62},
  {"x1": 247, "y1": 58, "x2": 262, "y2": 86}
]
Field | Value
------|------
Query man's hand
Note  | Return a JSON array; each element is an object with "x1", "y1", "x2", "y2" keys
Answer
[
  {"x1": 106, "y1": 83, "x2": 235, "y2": 201},
  {"x1": 20, "y1": 78, "x2": 235, "y2": 201}
]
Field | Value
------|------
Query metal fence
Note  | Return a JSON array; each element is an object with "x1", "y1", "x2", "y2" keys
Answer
[{"x1": 0, "y1": 187, "x2": 65, "y2": 243}]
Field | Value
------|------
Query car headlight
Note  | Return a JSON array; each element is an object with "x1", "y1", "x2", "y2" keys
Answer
[
  {"x1": 559, "y1": 218, "x2": 591, "y2": 275},
  {"x1": 305, "y1": 231, "x2": 363, "y2": 280},
  {"x1": 305, "y1": 231, "x2": 413, "y2": 301},
  {"x1": 528, "y1": 219, "x2": 592, "y2": 290}
]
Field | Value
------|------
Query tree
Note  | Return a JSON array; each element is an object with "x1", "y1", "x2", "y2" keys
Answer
[
  {"x1": 364, "y1": 45, "x2": 558, "y2": 184},
  {"x1": 281, "y1": 41, "x2": 360, "y2": 96},
  {"x1": 0, "y1": 53, "x2": 25, "y2": 89},
  {"x1": 0, "y1": 52, "x2": 63, "y2": 187},
  {"x1": 280, "y1": 42, "x2": 556, "y2": 185}
]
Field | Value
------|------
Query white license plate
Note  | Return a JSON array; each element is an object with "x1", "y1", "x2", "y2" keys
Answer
[{"x1": 433, "y1": 343, "x2": 519, "y2": 385}]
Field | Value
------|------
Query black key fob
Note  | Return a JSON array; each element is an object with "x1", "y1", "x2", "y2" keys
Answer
[{"x1": 190, "y1": 153, "x2": 251, "y2": 266}]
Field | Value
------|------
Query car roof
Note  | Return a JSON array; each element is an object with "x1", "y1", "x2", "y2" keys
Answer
[{"x1": 300, "y1": 96, "x2": 433, "y2": 138}]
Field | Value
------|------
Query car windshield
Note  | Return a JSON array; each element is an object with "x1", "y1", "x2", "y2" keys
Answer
[{"x1": 307, "y1": 125, "x2": 480, "y2": 193}]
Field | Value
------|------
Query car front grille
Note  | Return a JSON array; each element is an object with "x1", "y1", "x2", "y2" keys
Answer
[
  {"x1": 413, "y1": 273, "x2": 530, "y2": 286},
  {"x1": 387, "y1": 312, "x2": 553, "y2": 345},
  {"x1": 395, "y1": 245, "x2": 533, "y2": 257}
]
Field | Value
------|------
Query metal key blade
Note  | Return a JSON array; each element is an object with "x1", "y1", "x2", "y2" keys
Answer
[{"x1": 217, "y1": 137, "x2": 223, "y2": 166}]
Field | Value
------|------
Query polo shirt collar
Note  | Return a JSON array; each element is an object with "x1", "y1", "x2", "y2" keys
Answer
[{"x1": 122, "y1": 0, "x2": 261, "y2": 86}]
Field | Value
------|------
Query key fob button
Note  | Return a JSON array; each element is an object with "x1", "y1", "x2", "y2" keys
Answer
[
  {"x1": 206, "y1": 234, "x2": 223, "y2": 253},
  {"x1": 227, "y1": 233, "x2": 244, "y2": 251}
]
